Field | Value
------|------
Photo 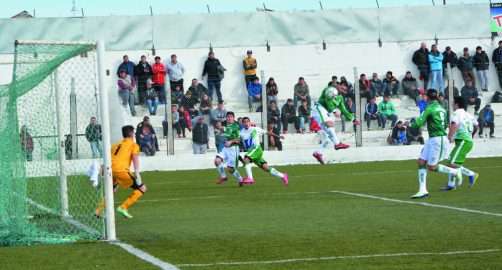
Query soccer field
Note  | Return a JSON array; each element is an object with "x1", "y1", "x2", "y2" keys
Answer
[{"x1": 1, "y1": 157, "x2": 502, "y2": 270}]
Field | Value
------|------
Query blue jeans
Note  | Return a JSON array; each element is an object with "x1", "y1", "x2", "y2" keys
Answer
[
  {"x1": 248, "y1": 95, "x2": 261, "y2": 110},
  {"x1": 476, "y1": 69, "x2": 488, "y2": 90},
  {"x1": 119, "y1": 90, "x2": 136, "y2": 116},
  {"x1": 154, "y1": 85, "x2": 166, "y2": 104},
  {"x1": 146, "y1": 98, "x2": 159, "y2": 115},
  {"x1": 428, "y1": 70, "x2": 444, "y2": 94},
  {"x1": 379, "y1": 114, "x2": 398, "y2": 129},
  {"x1": 298, "y1": 116, "x2": 309, "y2": 130},
  {"x1": 90, "y1": 141, "x2": 102, "y2": 158},
  {"x1": 207, "y1": 79, "x2": 222, "y2": 103}
]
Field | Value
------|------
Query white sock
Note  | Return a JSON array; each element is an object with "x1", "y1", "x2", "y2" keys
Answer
[
  {"x1": 245, "y1": 163, "x2": 254, "y2": 179},
  {"x1": 437, "y1": 164, "x2": 459, "y2": 175},
  {"x1": 326, "y1": 127, "x2": 340, "y2": 145},
  {"x1": 418, "y1": 168, "x2": 428, "y2": 193},
  {"x1": 460, "y1": 166, "x2": 475, "y2": 177},
  {"x1": 217, "y1": 164, "x2": 226, "y2": 178},
  {"x1": 447, "y1": 173, "x2": 456, "y2": 187},
  {"x1": 232, "y1": 169, "x2": 243, "y2": 182},
  {"x1": 270, "y1": 168, "x2": 284, "y2": 179},
  {"x1": 316, "y1": 130, "x2": 329, "y2": 155}
]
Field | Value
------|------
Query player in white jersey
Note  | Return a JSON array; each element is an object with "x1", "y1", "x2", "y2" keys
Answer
[
  {"x1": 442, "y1": 97, "x2": 479, "y2": 190},
  {"x1": 240, "y1": 117, "x2": 288, "y2": 186}
]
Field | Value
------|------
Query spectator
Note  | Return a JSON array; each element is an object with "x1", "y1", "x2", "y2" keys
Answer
[
  {"x1": 136, "y1": 116, "x2": 159, "y2": 151},
  {"x1": 478, "y1": 104, "x2": 495, "y2": 138},
  {"x1": 188, "y1": 78, "x2": 208, "y2": 101},
  {"x1": 294, "y1": 77, "x2": 311, "y2": 108},
  {"x1": 443, "y1": 81, "x2": 460, "y2": 100},
  {"x1": 180, "y1": 90, "x2": 199, "y2": 118},
  {"x1": 492, "y1": 40, "x2": 502, "y2": 90},
  {"x1": 171, "y1": 84, "x2": 184, "y2": 105},
  {"x1": 267, "y1": 124, "x2": 283, "y2": 151},
  {"x1": 210, "y1": 101, "x2": 227, "y2": 126},
  {"x1": 341, "y1": 98, "x2": 357, "y2": 133},
  {"x1": 412, "y1": 42, "x2": 430, "y2": 88},
  {"x1": 458, "y1": 47, "x2": 475, "y2": 85},
  {"x1": 370, "y1": 73, "x2": 384, "y2": 97},
  {"x1": 383, "y1": 71, "x2": 399, "y2": 97},
  {"x1": 247, "y1": 77, "x2": 262, "y2": 112},
  {"x1": 428, "y1": 44, "x2": 444, "y2": 93},
  {"x1": 243, "y1": 50, "x2": 257, "y2": 87},
  {"x1": 134, "y1": 55, "x2": 152, "y2": 104},
  {"x1": 298, "y1": 99, "x2": 310, "y2": 133},
  {"x1": 192, "y1": 116, "x2": 209, "y2": 154},
  {"x1": 145, "y1": 79, "x2": 159, "y2": 115},
  {"x1": 359, "y1": 73, "x2": 372, "y2": 99},
  {"x1": 20, "y1": 125, "x2": 33, "y2": 161},
  {"x1": 138, "y1": 125, "x2": 156, "y2": 156},
  {"x1": 202, "y1": 51, "x2": 225, "y2": 103},
  {"x1": 281, "y1": 98, "x2": 299, "y2": 133},
  {"x1": 266, "y1": 77, "x2": 278, "y2": 104},
  {"x1": 170, "y1": 105, "x2": 184, "y2": 138},
  {"x1": 152, "y1": 56, "x2": 166, "y2": 104},
  {"x1": 364, "y1": 96, "x2": 380, "y2": 130},
  {"x1": 339, "y1": 76, "x2": 354, "y2": 100},
  {"x1": 461, "y1": 80, "x2": 481, "y2": 114},
  {"x1": 328, "y1": 75, "x2": 338, "y2": 87},
  {"x1": 473, "y1": 46, "x2": 490, "y2": 92},
  {"x1": 117, "y1": 69, "x2": 136, "y2": 116},
  {"x1": 211, "y1": 121, "x2": 224, "y2": 153},
  {"x1": 166, "y1": 54, "x2": 185, "y2": 92},
  {"x1": 267, "y1": 101, "x2": 282, "y2": 133},
  {"x1": 178, "y1": 106, "x2": 191, "y2": 135},
  {"x1": 416, "y1": 90, "x2": 428, "y2": 113},
  {"x1": 402, "y1": 71, "x2": 419, "y2": 101},
  {"x1": 442, "y1": 46, "x2": 458, "y2": 78},
  {"x1": 406, "y1": 118, "x2": 425, "y2": 145},
  {"x1": 199, "y1": 93, "x2": 212, "y2": 116},
  {"x1": 378, "y1": 95, "x2": 398, "y2": 129},
  {"x1": 116, "y1": 55, "x2": 135, "y2": 77},
  {"x1": 85, "y1": 116, "x2": 102, "y2": 158},
  {"x1": 389, "y1": 121, "x2": 408, "y2": 145}
]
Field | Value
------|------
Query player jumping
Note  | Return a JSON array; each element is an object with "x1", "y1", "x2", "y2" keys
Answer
[
  {"x1": 214, "y1": 111, "x2": 244, "y2": 186},
  {"x1": 442, "y1": 96, "x2": 479, "y2": 190},
  {"x1": 312, "y1": 85, "x2": 358, "y2": 164},
  {"x1": 239, "y1": 117, "x2": 288, "y2": 186},
  {"x1": 408, "y1": 89, "x2": 462, "y2": 199}
]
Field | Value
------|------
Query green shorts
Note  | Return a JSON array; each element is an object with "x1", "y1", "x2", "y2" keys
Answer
[
  {"x1": 245, "y1": 146, "x2": 267, "y2": 167},
  {"x1": 448, "y1": 139, "x2": 473, "y2": 165}
]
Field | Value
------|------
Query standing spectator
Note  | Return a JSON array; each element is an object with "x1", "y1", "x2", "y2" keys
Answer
[
  {"x1": 267, "y1": 101, "x2": 282, "y2": 133},
  {"x1": 442, "y1": 46, "x2": 458, "y2": 78},
  {"x1": 298, "y1": 99, "x2": 310, "y2": 133},
  {"x1": 460, "y1": 80, "x2": 481, "y2": 114},
  {"x1": 492, "y1": 40, "x2": 502, "y2": 90},
  {"x1": 378, "y1": 95, "x2": 398, "y2": 129},
  {"x1": 365, "y1": 96, "x2": 380, "y2": 130},
  {"x1": 243, "y1": 50, "x2": 257, "y2": 87},
  {"x1": 116, "y1": 55, "x2": 135, "y2": 77},
  {"x1": 20, "y1": 125, "x2": 33, "y2": 161},
  {"x1": 412, "y1": 42, "x2": 430, "y2": 88},
  {"x1": 341, "y1": 98, "x2": 357, "y2": 133},
  {"x1": 389, "y1": 121, "x2": 408, "y2": 145},
  {"x1": 247, "y1": 77, "x2": 262, "y2": 112},
  {"x1": 152, "y1": 56, "x2": 166, "y2": 104},
  {"x1": 473, "y1": 46, "x2": 490, "y2": 92},
  {"x1": 202, "y1": 51, "x2": 225, "y2": 103},
  {"x1": 188, "y1": 78, "x2": 208, "y2": 101},
  {"x1": 192, "y1": 116, "x2": 209, "y2": 154},
  {"x1": 402, "y1": 71, "x2": 419, "y2": 101},
  {"x1": 117, "y1": 69, "x2": 136, "y2": 116},
  {"x1": 85, "y1": 116, "x2": 102, "y2": 158},
  {"x1": 199, "y1": 93, "x2": 212, "y2": 117},
  {"x1": 359, "y1": 73, "x2": 372, "y2": 99},
  {"x1": 294, "y1": 77, "x2": 311, "y2": 108},
  {"x1": 281, "y1": 98, "x2": 299, "y2": 133},
  {"x1": 166, "y1": 54, "x2": 185, "y2": 92},
  {"x1": 213, "y1": 121, "x2": 226, "y2": 153},
  {"x1": 328, "y1": 75, "x2": 338, "y2": 87},
  {"x1": 478, "y1": 104, "x2": 495, "y2": 138},
  {"x1": 134, "y1": 55, "x2": 152, "y2": 104},
  {"x1": 210, "y1": 101, "x2": 227, "y2": 126},
  {"x1": 145, "y1": 79, "x2": 159, "y2": 115},
  {"x1": 383, "y1": 71, "x2": 399, "y2": 97},
  {"x1": 266, "y1": 77, "x2": 278, "y2": 104},
  {"x1": 267, "y1": 124, "x2": 283, "y2": 151},
  {"x1": 138, "y1": 125, "x2": 156, "y2": 156},
  {"x1": 136, "y1": 116, "x2": 159, "y2": 151},
  {"x1": 428, "y1": 44, "x2": 444, "y2": 93},
  {"x1": 339, "y1": 76, "x2": 354, "y2": 100},
  {"x1": 406, "y1": 118, "x2": 424, "y2": 145},
  {"x1": 370, "y1": 73, "x2": 384, "y2": 97},
  {"x1": 458, "y1": 47, "x2": 475, "y2": 85}
]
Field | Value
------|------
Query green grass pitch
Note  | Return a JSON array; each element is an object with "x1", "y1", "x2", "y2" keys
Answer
[{"x1": 1, "y1": 157, "x2": 501, "y2": 269}]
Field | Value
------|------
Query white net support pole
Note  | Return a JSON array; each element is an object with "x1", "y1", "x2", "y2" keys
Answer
[
  {"x1": 353, "y1": 67, "x2": 362, "y2": 147},
  {"x1": 97, "y1": 40, "x2": 116, "y2": 241},
  {"x1": 260, "y1": 70, "x2": 268, "y2": 150},
  {"x1": 447, "y1": 63, "x2": 454, "y2": 116}
]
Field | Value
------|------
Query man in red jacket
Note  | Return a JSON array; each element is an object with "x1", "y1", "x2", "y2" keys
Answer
[{"x1": 152, "y1": 56, "x2": 166, "y2": 104}]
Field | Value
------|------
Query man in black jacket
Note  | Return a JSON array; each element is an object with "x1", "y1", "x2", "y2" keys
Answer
[
  {"x1": 192, "y1": 116, "x2": 209, "y2": 154},
  {"x1": 281, "y1": 99, "x2": 299, "y2": 133},
  {"x1": 492, "y1": 40, "x2": 502, "y2": 90},
  {"x1": 473, "y1": 46, "x2": 490, "y2": 92},
  {"x1": 134, "y1": 55, "x2": 152, "y2": 104},
  {"x1": 442, "y1": 46, "x2": 457, "y2": 78},
  {"x1": 460, "y1": 80, "x2": 481, "y2": 114},
  {"x1": 412, "y1": 42, "x2": 430, "y2": 88},
  {"x1": 202, "y1": 51, "x2": 225, "y2": 103}
]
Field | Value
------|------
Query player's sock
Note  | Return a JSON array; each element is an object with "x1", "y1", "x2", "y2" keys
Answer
[
  {"x1": 325, "y1": 127, "x2": 340, "y2": 145},
  {"x1": 232, "y1": 169, "x2": 243, "y2": 182},
  {"x1": 269, "y1": 167, "x2": 284, "y2": 179},
  {"x1": 245, "y1": 163, "x2": 254, "y2": 179},
  {"x1": 447, "y1": 173, "x2": 456, "y2": 188},
  {"x1": 436, "y1": 164, "x2": 459, "y2": 175},
  {"x1": 120, "y1": 189, "x2": 143, "y2": 210},
  {"x1": 460, "y1": 166, "x2": 475, "y2": 177},
  {"x1": 217, "y1": 164, "x2": 227, "y2": 178},
  {"x1": 418, "y1": 168, "x2": 428, "y2": 193},
  {"x1": 316, "y1": 130, "x2": 329, "y2": 155}
]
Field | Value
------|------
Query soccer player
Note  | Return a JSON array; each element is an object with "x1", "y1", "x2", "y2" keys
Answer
[
  {"x1": 442, "y1": 96, "x2": 479, "y2": 190},
  {"x1": 409, "y1": 89, "x2": 462, "y2": 199},
  {"x1": 239, "y1": 117, "x2": 288, "y2": 185},
  {"x1": 312, "y1": 85, "x2": 358, "y2": 164},
  {"x1": 95, "y1": 125, "x2": 147, "y2": 219},
  {"x1": 214, "y1": 112, "x2": 244, "y2": 185}
]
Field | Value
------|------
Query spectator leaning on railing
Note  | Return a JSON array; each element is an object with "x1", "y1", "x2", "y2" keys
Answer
[
  {"x1": 473, "y1": 46, "x2": 490, "y2": 92},
  {"x1": 491, "y1": 40, "x2": 502, "y2": 90},
  {"x1": 458, "y1": 47, "x2": 475, "y2": 85},
  {"x1": 85, "y1": 116, "x2": 102, "y2": 158},
  {"x1": 117, "y1": 69, "x2": 136, "y2": 116},
  {"x1": 243, "y1": 50, "x2": 258, "y2": 87},
  {"x1": 134, "y1": 55, "x2": 152, "y2": 104},
  {"x1": 192, "y1": 116, "x2": 209, "y2": 154},
  {"x1": 378, "y1": 95, "x2": 398, "y2": 129},
  {"x1": 166, "y1": 54, "x2": 185, "y2": 92},
  {"x1": 412, "y1": 42, "x2": 430, "y2": 88}
]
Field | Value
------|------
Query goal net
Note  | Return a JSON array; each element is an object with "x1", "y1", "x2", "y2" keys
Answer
[{"x1": 0, "y1": 41, "x2": 109, "y2": 245}]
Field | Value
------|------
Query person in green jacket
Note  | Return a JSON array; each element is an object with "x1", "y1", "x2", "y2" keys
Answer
[{"x1": 378, "y1": 95, "x2": 398, "y2": 129}]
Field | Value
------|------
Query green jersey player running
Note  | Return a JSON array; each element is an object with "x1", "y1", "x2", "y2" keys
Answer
[
  {"x1": 441, "y1": 97, "x2": 479, "y2": 190},
  {"x1": 214, "y1": 111, "x2": 244, "y2": 186},
  {"x1": 312, "y1": 85, "x2": 359, "y2": 164},
  {"x1": 240, "y1": 117, "x2": 289, "y2": 186},
  {"x1": 408, "y1": 89, "x2": 463, "y2": 199}
]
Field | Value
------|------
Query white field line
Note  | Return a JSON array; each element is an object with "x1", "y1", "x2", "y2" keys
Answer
[
  {"x1": 111, "y1": 241, "x2": 180, "y2": 270},
  {"x1": 177, "y1": 248, "x2": 501, "y2": 268}
]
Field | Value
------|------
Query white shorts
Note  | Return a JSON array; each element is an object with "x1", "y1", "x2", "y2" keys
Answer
[
  {"x1": 216, "y1": 145, "x2": 240, "y2": 168},
  {"x1": 311, "y1": 103, "x2": 334, "y2": 125},
  {"x1": 419, "y1": 136, "x2": 449, "y2": 166}
]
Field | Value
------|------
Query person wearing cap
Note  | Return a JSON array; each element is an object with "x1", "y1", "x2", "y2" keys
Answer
[
  {"x1": 442, "y1": 46, "x2": 458, "y2": 79},
  {"x1": 243, "y1": 50, "x2": 257, "y2": 88},
  {"x1": 428, "y1": 44, "x2": 444, "y2": 94},
  {"x1": 457, "y1": 47, "x2": 475, "y2": 86},
  {"x1": 117, "y1": 69, "x2": 136, "y2": 116},
  {"x1": 491, "y1": 40, "x2": 502, "y2": 89},
  {"x1": 473, "y1": 46, "x2": 490, "y2": 92}
]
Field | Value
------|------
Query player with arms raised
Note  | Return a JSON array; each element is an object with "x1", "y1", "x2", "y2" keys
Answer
[{"x1": 214, "y1": 112, "x2": 244, "y2": 185}]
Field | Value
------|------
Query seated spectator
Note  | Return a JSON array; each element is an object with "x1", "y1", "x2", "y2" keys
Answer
[
  {"x1": 478, "y1": 104, "x2": 495, "y2": 138},
  {"x1": 180, "y1": 90, "x2": 199, "y2": 118},
  {"x1": 298, "y1": 99, "x2": 310, "y2": 133},
  {"x1": 266, "y1": 77, "x2": 278, "y2": 104},
  {"x1": 461, "y1": 80, "x2": 481, "y2": 114},
  {"x1": 389, "y1": 121, "x2": 408, "y2": 145},
  {"x1": 145, "y1": 79, "x2": 159, "y2": 116},
  {"x1": 267, "y1": 101, "x2": 281, "y2": 133},
  {"x1": 406, "y1": 118, "x2": 424, "y2": 144},
  {"x1": 359, "y1": 73, "x2": 372, "y2": 99},
  {"x1": 192, "y1": 116, "x2": 209, "y2": 154},
  {"x1": 328, "y1": 75, "x2": 338, "y2": 87},
  {"x1": 294, "y1": 77, "x2": 311, "y2": 108},
  {"x1": 210, "y1": 101, "x2": 227, "y2": 127},
  {"x1": 188, "y1": 78, "x2": 208, "y2": 101},
  {"x1": 341, "y1": 98, "x2": 356, "y2": 133},
  {"x1": 199, "y1": 93, "x2": 212, "y2": 116},
  {"x1": 378, "y1": 95, "x2": 398, "y2": 129},
  {"x1": 281, "y1": 98, "x2": 299, "y2": 133},
  {"x1": 117, "y1": 69, "x2": 136, "y2": 116},
  {"x1": 152, "y1": 56, "x2": 166, "y2": 104},
  {"x1": 383, "y1": 71, "x2": 399, "y2": 97},
  {"x1": 443, "y1": 81, "x2": 460, "y2": 100},
  {"x1": 214, "y1": 121, "x2": 225, "y2": 153},
  {"x1": 139, "y1": 125, "x2": 156, "y2": 156},
  {"x1": 267, "y1": 123, "x2": 283, "y2": 151},
  {"x1": 364, "y1": 96, "x2": 380, "y2": 130},
  {"x1": 402, "y1": 71, "x2": 418, "y2": 101},
  {"x1": 247, "y1": 77, "x2": 262, "y2": 112},
  {"x1": 370, "y1": 73, "x2": 384, "y2": 97},
  {"x1": 177, "y1": 106, "x2": 189, "y2": 137},
  {"x1": 458, "y1": 48, "x2": 475, "y2": 85},
  {"x1": 20, "y1": 125, "x2": 33, "y2": 161},
  {"x1": 172, "y1": 84, "x2": 184, "y2": 105},
  {"x1": 136, "y1": 116, "x2": 159, "y2": 151},
  {"x1": 339, "y1": 76, "x2": 354, "y2": 100}
]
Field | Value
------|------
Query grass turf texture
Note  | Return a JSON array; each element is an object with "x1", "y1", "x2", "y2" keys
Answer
[{"x1": 1, "y1": 157, "x2": 501, "y2": 269}]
